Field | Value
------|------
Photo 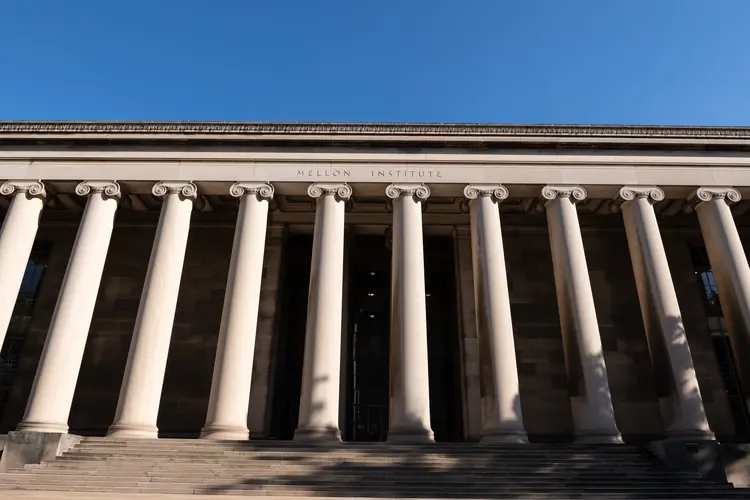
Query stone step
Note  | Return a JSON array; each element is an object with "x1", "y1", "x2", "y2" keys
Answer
[
  {"x1": 0, "y1": 472, "x2": 716, "y2": 485},
  {"x1": 52, "y1": 456, "x2": 654, "y2": 466},
  {"x1": 0, "y1": 482, "x2": 742, "y2": 496},
  {"x1": 34, "y1": 462, "x2": 671, "y2": 474},
  {"x1": 10, "y1": 439, "x2": 740, "y2": 499},
  {"x1": 67, "y1": 447, "x2": 651, "y2": 457},
  {"x1": 76, "y1": 441, "x2": 646, "y2": 450},
  {"x1": 52, "y1": 453, "x2": 656, "y2": 463},
  {"x1": 81, "y1": 436, "x2": 639, "y2": 449},
  {"x1": 75, "y1": 443, "x2": 649, "y2": 454},
  {"x1": 0, "y1": 489, "x2": 745, "y2": 500},
  {"x1": 67, "y1": 448, "x2": 651, "y2": 461},
  {"x1": 75, "y1": 443, "x2": 648, "y2": 454},
  {"x1": 20, "y1": 465, "x2": 702, "y2": 478}
]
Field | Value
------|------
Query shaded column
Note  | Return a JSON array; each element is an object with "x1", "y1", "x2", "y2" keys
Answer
[
  {"x1": 618, "y1": 186, "x2": 713, "y2": 439},
  {"x1": 690, "y1": 187, "x2": 750, "y2": 408},
  {"x1": 542, "y1": 185, "x2": 622, "y2": 443},
  {"x1": 294, "y1": 183, "x2": 351, "y2": 442},
  {"x1": 464, "y1": 184, "x2": 527, "y2": 443},
  {"x1": 385, "y1": 183, "x2": 434, "y2": 443},
  {"x1": 0, "y1": 180, "x2": 45, "y2": 348},
  {"x1": 17, "y1": 181, "x2": 120, "y2": 433},
  {"x1": 201, "y1": 182, "x2": 274, "y2": 440},
  {"x1": 108, "y1": 181, "x2": 197, "y2": 438}
]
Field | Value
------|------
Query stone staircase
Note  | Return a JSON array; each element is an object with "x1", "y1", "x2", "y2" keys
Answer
[{"x1": 0, "y1": 438, "x2": 748, "y2": 498}]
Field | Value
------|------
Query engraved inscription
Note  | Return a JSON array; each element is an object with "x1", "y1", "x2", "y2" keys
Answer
[
  {"x1": 294, "y1": 167, "x2": 443, "y2": 180},
  {"x1": 371, "y1": 168, "x2": 442, "y2": 179},
  {"x1": 296, "y1": 169, "x2": 351, "y2": 178}
]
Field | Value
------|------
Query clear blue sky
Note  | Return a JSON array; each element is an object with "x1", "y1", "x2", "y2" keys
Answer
[{"x1": 1, "y1": 0, "x2": 749, "y2": 125}]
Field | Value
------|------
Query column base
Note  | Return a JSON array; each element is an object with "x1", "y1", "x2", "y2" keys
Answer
[
  {"x1": 107, "y1": 423, "x2": 159, "y2": 439},
  {"x1": 574, "y1": 429, "x2": 624, "y2": 444},
  {"x1": 664, "y1": 427, "x2": 716, "y2": 441},
  {"x1": 200, "y1": 424, "x2": 249, "y2": 441},
  {"x1": 15, "y1": 420, "x2": 68, "y2": 434},
  {"x1": 386, "y1": 427, "x2": 435, "y2": 444},
  {"x1": 480, "y1": 428, "x2": 528, "y2": 444},
  {"x1": 293, "y1": 426, "x2": 342, "y2": 444}
]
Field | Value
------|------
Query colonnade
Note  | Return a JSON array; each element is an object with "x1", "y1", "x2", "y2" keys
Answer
[{"x1": 0, "y1": 179, "x2": 748, "y2": 442}]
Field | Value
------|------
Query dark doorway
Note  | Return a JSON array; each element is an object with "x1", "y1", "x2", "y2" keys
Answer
[
  {"x1": 424, "y1": 236, "x2": 464, "y2": 442},
  {"x1": 345, "y1": 233, "x2": 464, "y2": 442},
  {"x1": 269, "y1": 233, "x2": 312, "y2": 440},
  {"x1": 346, "y1": 235, "x2": 391, "y2": 441}
]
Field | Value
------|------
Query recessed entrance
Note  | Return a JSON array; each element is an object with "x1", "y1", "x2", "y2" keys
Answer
[{"x1": 270, "y1": 231, "x2": 463, "y2": 441}]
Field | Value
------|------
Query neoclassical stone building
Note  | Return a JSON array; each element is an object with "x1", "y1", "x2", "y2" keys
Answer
[{"x1": 1, "y1": 121, "x2": 750, "y2": 446}]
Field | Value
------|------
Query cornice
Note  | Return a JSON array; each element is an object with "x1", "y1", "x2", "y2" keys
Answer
[{"x1": 1, "y1": 121, "x2": 750, "y2": 140}]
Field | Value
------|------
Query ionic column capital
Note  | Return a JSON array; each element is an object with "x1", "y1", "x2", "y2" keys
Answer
[
  {"x1": 541, "y1": 185, "x2": 587, "y2": 204},
  {"x1": 463, "y1": 184, "x2": 509, "y2": 203},
  {"x1": 688, "y1": 187, "x2": 741, "y2": 206},
  {"x1": 307, "y1": 183, "x2": 352, "y2": 201},
  {"x1": 385, "y1": 183, "x2": 430, "y2": 201},
  {"x1": 76, "y1": 181, "x2": 121, "y2": 200},
  {"x1": 612, "y1": 186, "x2": 665, "y2": 211},
  {"x1": 1, "y1": 180, "x2": 46, "y2": 200},
  {"x1": 229, "y1": 182, "x2": 274, "y2": 201},
  {"x1": 152, "y1": 181, "x2": 198, "y2": 200}
]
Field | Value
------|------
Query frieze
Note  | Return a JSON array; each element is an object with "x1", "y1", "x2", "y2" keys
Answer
[
  {"x1": 1, "y1": 121, "x2": 750, "y2": 139},
  {"x1": 294, "y1": 167, "x2": 442, "y2": 180}
]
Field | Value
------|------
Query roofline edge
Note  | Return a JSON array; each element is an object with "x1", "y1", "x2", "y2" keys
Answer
[{"x1": 1, "y1": 121, "x2": 750, "y2": 140}]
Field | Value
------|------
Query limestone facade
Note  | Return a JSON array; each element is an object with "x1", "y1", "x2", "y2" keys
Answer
[{"x1": 1, "y1": 122, "x2": 750, "y2": 443}]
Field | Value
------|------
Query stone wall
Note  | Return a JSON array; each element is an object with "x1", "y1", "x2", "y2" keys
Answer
[{"x1": 0, "y1": 212, "x2": 741, "y2": 441}]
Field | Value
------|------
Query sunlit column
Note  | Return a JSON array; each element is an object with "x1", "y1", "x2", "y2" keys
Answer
[
  {"x1": 690, "y1": 187, "x2": 750, "y2": 407},
  {"x1": 464, "y1": 184, "x2": 527, "y2": 443},
  {"x1": 0, "y1": 181, "x2": 45, "y2": 348},
  {"x1": 618, "y1": 186, "x2": 713, "y2": 439},
  {"x1": 385, "y1": 183, "x2": 434, "y2": 443},
  {"x1": 108, "y1": 181, "x2": 197, "y2": 438},
  {"x1": 201, "y1": 182, "x2": 274, "y2": 440},
  {"x1": 542, "y1": 185, "x2": 622, "y2": 444},
  {"x1": 17, "y1": 181, "x2": 120, "y2": 433},
  {"x1": 294, "y1": 183, "x2": 351, "y2": 442}
]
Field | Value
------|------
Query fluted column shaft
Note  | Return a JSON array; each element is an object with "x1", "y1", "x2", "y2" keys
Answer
[
  {"x1": 201, "y1": 183, "x2": 274, "y2": 440},
  {"x1": 619, "y1": 186, "x2": 713, "y2": 439},
  {"x1": 18, "y1": 181, "x2": 120, "y2": 433},
  {"x1": 0, "y1": 181, "x2": 46, "y2": 348},
  {"x1": 108, "y1": 182, "x2": 197, "y2": 438},
  {"x1": 691, "y1": 187, "x2": 750, "y2": 405},
  {"x1": 464, "y1": 185, "x2": 527, "y2": 443},
  {"x1": 294, "y1": 183, "x2": 351, "y2": 442},
  {"x1": 386, "y1": 183, "x2": 434, "y2": 443},
  {"x1": 542, "y1": 185, "x2": 622, "y2": 443}
]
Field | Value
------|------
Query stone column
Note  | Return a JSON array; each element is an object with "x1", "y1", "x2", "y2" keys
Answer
[
  {"x1": 17, "y1": 181, "x2": 120, "y2": 433},
  {"x1": 0, "y1": 181, "x2": 45, "y2": 348},
  {"x1": 385, "y1": 183, "x2": 434, "y2": 443},
  {"x1": 542, "y1": 185, "x2": 622, "y2": 443},
  {"x1": 690, "y1": 187, "x2": 750, "y2": 405},
  {"x1": 618, "y1": 186, "x2": 713, "y2": 439},
  {"x1": 464, "y1": 184, "x2": 527, "y2": 443},
  {"x1": 108, "y1": 182, "x2": 197, "y2": 438},
  {"x1": 201, "y1": 182, "x2": 274, "y2": 440},
  {"x1": 294, "y1": 183, "x2": 351, "y2": 442}
]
